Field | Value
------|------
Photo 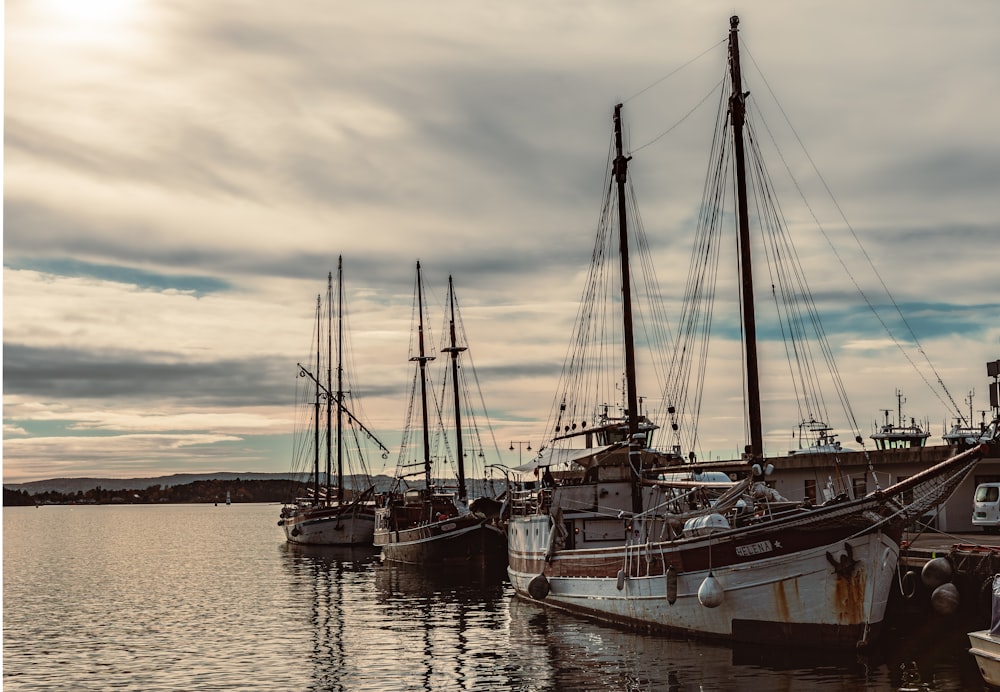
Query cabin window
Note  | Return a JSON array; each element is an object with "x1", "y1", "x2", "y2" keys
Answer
[{"x1": 804, "y1": 479, "x2": 817, "y2": 504}]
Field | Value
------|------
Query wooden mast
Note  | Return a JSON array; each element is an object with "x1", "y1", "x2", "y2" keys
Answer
[
  {"x1": 728, "y1": 15, "x2": 763, "y2": 460},
  {"x1": 325, "y1": 271, "x2": 334, "y2": 505},
  {"x1": 443, "y1": 276, "x2": 468, "y2": 502},
  {"x1": 412, "y1": 262, "x2": 435, "y2": 490},
  {"x1": 613, "y1": 103, "x2": 643, "y2": 515},
  {"x1": 312, "y1": 293, "x2": 322, "y2": 505},
  {"x1": 335, "y1": 260, "x2": 345, "y2": 503}
]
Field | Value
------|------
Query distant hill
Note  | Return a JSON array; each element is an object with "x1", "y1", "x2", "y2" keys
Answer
[
  {"x1": 5, "y1": 472, "x2": 345, "y2": 495},
  {"x1": 2, "y1": 472, "x2": 495, "y2": 496}
]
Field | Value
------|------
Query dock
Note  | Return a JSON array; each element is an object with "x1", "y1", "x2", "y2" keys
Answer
[{"x1": 891, "y1": 530, "x2": 1000, "y2": 626}]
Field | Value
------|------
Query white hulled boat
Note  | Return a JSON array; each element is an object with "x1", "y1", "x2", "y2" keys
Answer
[
  {"x1": 506, "y1": 16, "x2": 989, "y2": 649},
  {"x1": 279, "y1": 258, "x2": 390, "y2": 545}
]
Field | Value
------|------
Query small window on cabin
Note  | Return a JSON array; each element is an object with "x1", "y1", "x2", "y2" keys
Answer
[{"x1": 804, "y1": 479, "x2": 817, "y2": 504}]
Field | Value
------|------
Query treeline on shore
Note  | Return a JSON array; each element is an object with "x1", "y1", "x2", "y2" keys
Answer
[{"x1": 3, "y1": 478, "x2": 308, "y2": 506}]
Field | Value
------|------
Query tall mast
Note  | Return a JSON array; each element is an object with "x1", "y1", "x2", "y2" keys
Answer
[
  {"x1": 613, "y1": 103, "x2": 643, "y2": 515},
  {"x1": 443, "y1": 276, "x2": 468, "y2": 502},
  {"x1": 411, "y1": 262, "x2": 434, "y2": 490},
  {"x1": 325, "y1": 271, "x2": 334, "y2": 505},
  {"x1": 335, "y1": 259, "x2": 345, "y2": 503},
  {"x1": 728, "y1": 15, "x2": 763, "y2": 460},
  {"x1": 313, "y1": 294, "x2": 322, "y2": 505}
]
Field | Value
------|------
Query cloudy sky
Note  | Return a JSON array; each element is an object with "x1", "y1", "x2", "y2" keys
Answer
[{"x1": 5, "y1": 0, "x2": 999, "y2": 484}]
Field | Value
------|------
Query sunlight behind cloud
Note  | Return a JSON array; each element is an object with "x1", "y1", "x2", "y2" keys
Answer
[{"x1": 37, "y1": 0, "x2": 147, "y2": 42}]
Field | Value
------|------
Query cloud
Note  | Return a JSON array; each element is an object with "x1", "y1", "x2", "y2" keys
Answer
[{"x1": 5, "y1": 1, "x2": 1000, "y2": 482}]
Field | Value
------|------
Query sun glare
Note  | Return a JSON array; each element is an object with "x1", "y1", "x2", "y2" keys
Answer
[
  {"x1": 43, "y1": 0, "x2": 140, "y2": 26},
  {"x1": 36, "y1": 0, "x2": 149, "y2": 47}
]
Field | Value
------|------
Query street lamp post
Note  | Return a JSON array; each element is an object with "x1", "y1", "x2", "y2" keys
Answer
[{"x1": 509, "y1": 440, "x2": 531, "y2": 466}]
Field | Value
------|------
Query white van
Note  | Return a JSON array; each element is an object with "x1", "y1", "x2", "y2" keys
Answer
[{"x1": 973, "y1": 482, "x2": 1000, "y2": 532}]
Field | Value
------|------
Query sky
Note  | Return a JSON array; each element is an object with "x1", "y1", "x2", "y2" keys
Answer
[{"x1": 4, "y1": 0, "x2": 1000, "y2": 485}]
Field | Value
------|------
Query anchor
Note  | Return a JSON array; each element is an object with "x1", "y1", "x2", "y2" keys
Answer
[{"x1": 825, "y1": 542, "x2": 857, "y2": 578}]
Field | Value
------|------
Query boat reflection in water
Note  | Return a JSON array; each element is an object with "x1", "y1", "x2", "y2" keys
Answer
[
  {"x1": 509, "y1": 595, "x2": 986, "y2": 691},
  {"x1": 372, "y1": 559, "x2": 510, "y2": 691},
  {"x1": 278, "y1": 539, "x2": 985, "y2": 691},
  {"x1": 279, "y1": 542, "x2": 382, "y2": 690}
]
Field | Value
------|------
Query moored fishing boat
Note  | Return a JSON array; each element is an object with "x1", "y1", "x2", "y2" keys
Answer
[
  {"x1": 374, "y1": 264, "x2": 507, "y2": 565},
  {"x1": 870, "y1": 390, "x2": 931, "y2": 451},
  {"x1": 279, "y1": 258, "x2": 390, "y2": 545},
  {"x1": 506, "y1": 16, "x2": 989, "y2": 649}
]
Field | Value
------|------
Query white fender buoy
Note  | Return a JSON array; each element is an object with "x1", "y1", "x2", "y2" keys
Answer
[
  {"x1": 617, "y1": 569, "x2": 626, "y2": 591},
  {"x1": 528, "y1": 573, "x2": 550, "y2": 600},
  {"x1": 698, "y1": 572, "x2": 724, "y2": 608},
  {"x1": 931, "y1": 582, "x2": 960, "y2": 616},
  {"x1": 921, "y1": 556, "x2": 953, "y2": 589}
]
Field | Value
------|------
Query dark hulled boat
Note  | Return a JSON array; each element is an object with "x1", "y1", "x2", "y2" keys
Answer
[{"x1": 374, "y1": 263, "x2": 506, "y2": 565}]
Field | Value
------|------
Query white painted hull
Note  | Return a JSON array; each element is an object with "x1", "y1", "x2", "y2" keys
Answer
[
  {"x1": 969, "y1": 630, "x2": 1000, "y2": 687},
  {"x1": 508, "y1": 512, "x2": 899, "y2": 647},
  {"x1": 280, "y1": 504, "x2": 375, "y2": 546}
]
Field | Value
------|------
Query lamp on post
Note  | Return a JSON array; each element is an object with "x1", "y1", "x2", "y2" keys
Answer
[{"x1": 509, "y1": 440, "x2": 531, "y2": 466}]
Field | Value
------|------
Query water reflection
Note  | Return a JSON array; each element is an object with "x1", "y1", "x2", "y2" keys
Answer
[
  {"x1": 7, "y1": 505, "x2": 987, "y2": 691},
  {"x1": 373, "y1": 560, "x2": 509, "y2": 691},
  {"x1": 279, "y1": 543, "x2": 381, "y2": 691},
  {"x1": 507, "y1": 597, "x2": 987, "y2": 692},
  {"x1": 277, "y1": 542, "x2": 986, "y2": 692}
]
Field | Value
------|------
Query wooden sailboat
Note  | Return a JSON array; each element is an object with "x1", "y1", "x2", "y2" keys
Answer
[
  {"x1": 374, "y1": 263, "x2": 507, "y2": 565},
  {"x1": 506, "y1": 16, "x2": 989, "y2": 649},
  {"x1": 279, "y1": 258, "x2": 390, "y2": 545}
]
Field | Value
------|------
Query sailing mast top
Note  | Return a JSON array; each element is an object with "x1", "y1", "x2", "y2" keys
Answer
[
  {"x1": 442, "y1": 276, "x2": 468, "y2": 502},
  {"x1": 411, "y1": 262, "x2": 435, "y2": 490},
  {"x1": 613, "y1": 103, "x2": 643, "y2": 515},
  {"x1": 335, "y1": 261, "x2": 345, "y2": 503},
  {"x1": 312, "y1": 293, "x2": 322, "y2": 505},
  {"x1": 728, "y1": 15, "x2": 764, "y2": 461}
]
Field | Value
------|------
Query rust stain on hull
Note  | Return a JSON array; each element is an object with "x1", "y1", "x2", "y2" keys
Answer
[{"x1": 834, "y1": 570, "x2": 866, "y2": 624}]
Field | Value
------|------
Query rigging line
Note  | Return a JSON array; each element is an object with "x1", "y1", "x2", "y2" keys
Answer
[
  {"x1": 742, "y1": 45, "x2": 963, "y2": 422},
  {"x1": 545, "y1": 137, "x2": 617, "y2": 447},
  {"x1": 631, "y1": 78, "x2": 725, "y2": 155},
  {"x1": 450, "y1": 291, "x2": 504, "y2": 465},
  {"x1": 675, "y1": 74, "x2": 732, "y2": 452},
  {"x1": 623, "y1": 37, "x2": 726, "y2": 103},
  {"x1": 746, "y1": 114, "x2": 848, "y2": 432}
]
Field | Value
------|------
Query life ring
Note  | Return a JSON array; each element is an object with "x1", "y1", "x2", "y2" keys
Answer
[{"x1": 901, "y1": 569, "x2": 919, "y2": 600}]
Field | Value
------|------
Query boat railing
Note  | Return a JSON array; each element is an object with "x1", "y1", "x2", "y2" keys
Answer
[{"x1": 510, "y1": 487, "x2": 543, "y2": 516}]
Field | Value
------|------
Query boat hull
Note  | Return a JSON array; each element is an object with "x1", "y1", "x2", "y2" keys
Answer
[
  {"x1": 969, "y1": 630, "x2": 1000, "y2": 687},
  {"x1": 508, "y1": 513, "x2": 899, "y2": 649},
  {"x1": 280, "y1": 504, "x2": 376, "y2": 546},
  {"x1": 375, "y1": 512, "x2": 507, "y2": 566}
]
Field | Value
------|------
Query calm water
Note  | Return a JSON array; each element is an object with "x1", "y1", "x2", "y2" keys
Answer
[{"x1": 3, "y1": 504, "x2": 989, "y2": 691}]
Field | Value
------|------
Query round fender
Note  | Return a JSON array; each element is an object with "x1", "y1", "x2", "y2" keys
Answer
[
  {"x1": 931, "y1": 583, "x2": 960, "y2": 616},
  {"x1": 528, "y1": 573, "x2": 550, "y2": 600}
]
